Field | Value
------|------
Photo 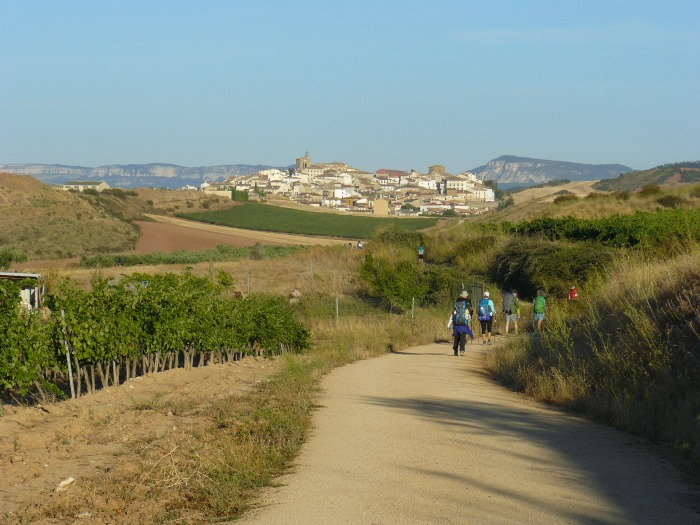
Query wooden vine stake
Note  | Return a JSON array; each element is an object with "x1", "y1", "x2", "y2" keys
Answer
[{"x1": 60, "y1": 310, "x2": 76, "y2": 399}]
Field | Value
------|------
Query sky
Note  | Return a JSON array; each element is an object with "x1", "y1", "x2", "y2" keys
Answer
[{"x1": 1, "y1": 1, "x2": 698, "y2": 174}]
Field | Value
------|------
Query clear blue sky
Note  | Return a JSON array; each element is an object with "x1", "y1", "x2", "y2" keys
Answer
[{"x1": 1, "y1": 0, "x2": 698, "y2": 173}]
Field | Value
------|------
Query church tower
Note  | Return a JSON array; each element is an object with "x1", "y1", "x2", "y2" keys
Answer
[{"x1": 296, "y1": 151, "x2": 310, "y2": 171}]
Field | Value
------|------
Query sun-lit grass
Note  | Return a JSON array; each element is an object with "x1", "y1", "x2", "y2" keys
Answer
[{"x1": 486, "y1": 245, "x2": 700, "y2": 454}]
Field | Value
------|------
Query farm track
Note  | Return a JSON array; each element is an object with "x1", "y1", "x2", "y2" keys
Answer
[{"x1": 237, "y1": 342, "x2": 699, "y2": 525}]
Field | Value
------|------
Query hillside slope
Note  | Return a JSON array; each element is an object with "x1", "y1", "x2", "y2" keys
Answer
[
  {"x1": 0, "y1": 163, "x2": 284, "y2": 189},
  {"x1": 593, "y1": 162, "x2": 700, "y2": 191},
  {"x1": 0, "y1": 173, "x2": 233, "y2": 259}
]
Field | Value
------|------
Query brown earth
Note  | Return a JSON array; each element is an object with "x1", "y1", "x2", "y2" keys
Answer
[
  {"x1": 1, "y1": 340, "x2": 698, "y2": 524},
  {"x1": 0, "y1": 357, "x2": 283, "y2": 524}
]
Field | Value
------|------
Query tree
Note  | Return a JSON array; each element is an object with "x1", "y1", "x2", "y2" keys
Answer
[
  {"x1": 0, "y1": 246, "x2": 27, "y2": 270},
  {"x1": 483, "y1": 180, "x2": 504, "y2": 200}
]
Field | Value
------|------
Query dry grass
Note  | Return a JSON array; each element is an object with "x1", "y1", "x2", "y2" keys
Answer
[
  {"x1": 486, "y1": 245, "x2": 700, "y2": 454},
  {"x1": 481, "y1": 182, "x2": 700, "y2": 224},
  {"x1": 0, "y1": 172, "x2": 233, "y2": 259}
]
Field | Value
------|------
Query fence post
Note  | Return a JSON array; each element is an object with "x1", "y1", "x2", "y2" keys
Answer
[
  {"x1": 412, "y1": 297, "x2": 415, "y2": 320},
  {"x1": 336, "y1": 296, "x2": 339, "y2": 324},
  {"x1": 61, "y1": 310, "x2": 76, "y2": 399}
]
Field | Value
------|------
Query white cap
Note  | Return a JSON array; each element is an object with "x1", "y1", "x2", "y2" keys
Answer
[{"x1": 484, "y1": 291, "x2": 490, "y2": 297}]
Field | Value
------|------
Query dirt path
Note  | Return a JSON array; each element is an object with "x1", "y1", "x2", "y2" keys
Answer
[{"x1": 237, "y1": 342, "x2": 698, "y2": 525}]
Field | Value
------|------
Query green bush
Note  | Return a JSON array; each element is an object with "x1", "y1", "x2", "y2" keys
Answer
[
  {"x1": 359, "y1": 252, "x2": 453, "y2": 311},
  {"x1": 371, "y1": 227, "x2": 424, "y2": 248},
  {"x1": 489, "y1": 238, "x2": 614, "y2": 298},
  {"x1": 638, "y1": 183, "x2": 661, "y2": 197},
  {"x1": 0, "y1": 246, "x2": 28, "y2": 270},
  {"x1": 656, "y1": 195, "x2": 688, "y2": 209}
]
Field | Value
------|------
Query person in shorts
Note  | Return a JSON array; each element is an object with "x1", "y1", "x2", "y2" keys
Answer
[
  {"x1": 504, "y1": 289, "x2": 520, "y2": 335},
  {"x1": 477, "y1": 291, "x2": 496, "y2": 345}
]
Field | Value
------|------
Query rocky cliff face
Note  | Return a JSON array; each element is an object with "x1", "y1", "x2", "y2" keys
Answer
[
  {"x1": 471, "y1": 156, "x2": 633, "y2": 184},
  {"x1": 0, "y1": 163, "x2": 283, "y2": 189}
]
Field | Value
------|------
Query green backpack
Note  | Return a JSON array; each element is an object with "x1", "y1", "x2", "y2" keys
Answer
[{"x1": 534, "y1": 296, "x2": 546, "y2": 314}]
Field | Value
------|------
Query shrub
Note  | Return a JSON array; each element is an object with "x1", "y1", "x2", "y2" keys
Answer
[
  {"x1": 372, "y1": 227, "x2": 423, "y2": 248},
  {"x1": 614, "y1": 191, "x2": 630, "y2": 201},
  {"x1": 656, "y1": 195, "x2": 688, "y2": 209},
  {"x1": 584, "y1": 192, "x2": 607, "y2": 200},
  {"x1": 638, "y1": 183, "x2": 661, "y2": 197},
  {"x1": 0, "y1": 246, "x2": 28, "y2": 270},
  {"x1": 359, "y1": 252, "x2": 453, "y2": 310},
  {"x1": 497, "y1": 195, "x2": 515, "y2": 210},
  {"x1": 489, "y1": 238, "x2": 614, "y2": 298},
  {"x1": 553, "y1": 194, "x2": 578, "y2": 204}
]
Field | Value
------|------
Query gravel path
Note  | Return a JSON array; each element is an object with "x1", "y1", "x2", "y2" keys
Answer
[{"x1": 237, "y1": 342, "x2": 698, "y2": 525}]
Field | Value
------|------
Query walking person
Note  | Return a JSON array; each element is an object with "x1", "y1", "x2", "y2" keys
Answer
[
  {"x1": 533, "y1": 289, "x2": 546, "y2": 332},
  {"x1": 477, "y1": 291, "x2": 496, "y2": 345},
  {"x1": 503, "y1": 289, "x2": 520, "y2": 335},
  {"x1": 568, "y1": 285, "x2": 578, "y2": 300},
  {"x1": 447, "y1": 290, "x2": 474, "y2": 356},
  {"x1": 418, "y1": 244, "x2": 425, "y2": 262}
]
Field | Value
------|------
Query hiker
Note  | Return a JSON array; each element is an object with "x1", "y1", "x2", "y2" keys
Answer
[
  {"x1": 418, "y1": 244, "x2": 425, "y2": 262},
  {"x1": 568, "y1": 285, "x2": 578, "y2": 300},
  {"x1": 533, "y1": 289, "x2": 546, "y2": 331},
  {"x1": 447, "y1": 290, "x2": 474, "y2": 356},
  {"x1": 357, "y1": 241, "x2": 363, "y2": 249},
  {"x1": 503, "y1": 289, "x2": 520, "y2": 335},
  {"x1": 477, "y1": 291, "x2": 496, "y2": 345}
]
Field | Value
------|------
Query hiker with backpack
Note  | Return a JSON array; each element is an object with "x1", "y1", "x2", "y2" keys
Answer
[
  {"x1": 477, "y1": 291, "x2": 496, "y2": 345},
  {"x1": 502, "y1": 289, "x2": 520, "y2": 335},
  {"x1": 447, "y1": 290, "x2": 474, "y2": 356},
  {"x1": 533, "y1": 289, "x2": 546, "y2": 332}
]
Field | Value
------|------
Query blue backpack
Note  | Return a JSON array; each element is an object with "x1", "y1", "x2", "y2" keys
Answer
[
  {"x1": 453, "y1": 300, "x2": 469, "y2": 326},
  {"x1": 477, "y1": 298, "x2": 492, "y2": 320}
]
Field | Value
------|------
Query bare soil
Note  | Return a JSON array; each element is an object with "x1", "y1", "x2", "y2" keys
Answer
[{"x1": 0, "y1": 357, "x2": 283, "y2": 524}]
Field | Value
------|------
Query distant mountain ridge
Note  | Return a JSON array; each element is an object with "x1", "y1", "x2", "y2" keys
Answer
[
  {"x1": 0, "y1": 163, "x2": 285, "y2": 189},
  {"x1": 471, "y1": 155, "x2": 633, "y2": 184},
  {"x1": 2, "y1": 156, "x2": 635, "y2": 189}
]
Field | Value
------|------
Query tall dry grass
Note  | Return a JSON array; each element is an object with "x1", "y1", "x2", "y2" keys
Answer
[{"x1": 486, "y1": 246, "x2": 700, "y2": 454}]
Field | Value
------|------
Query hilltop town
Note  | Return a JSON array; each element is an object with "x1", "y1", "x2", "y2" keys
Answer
[{"x1": 200, "y1": 152, "x2": 495, "y2": 216}]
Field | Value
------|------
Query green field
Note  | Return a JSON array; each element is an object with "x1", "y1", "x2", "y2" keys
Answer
[{"x1": 179, "y1": 202, "x2": 439, "y2": 238}]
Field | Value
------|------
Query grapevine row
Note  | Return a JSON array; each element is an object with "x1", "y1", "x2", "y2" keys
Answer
[{"x1": 0, "y1": 272, "x2": 310, "y2": 399}]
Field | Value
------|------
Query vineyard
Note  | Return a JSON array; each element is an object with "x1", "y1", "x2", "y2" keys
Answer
[
  {"x1": 503, "y1": 208, "x2": 700, "y2": 248},
  {"x1": 0, "y1": 272, "x2": 310, "y2": 399},
  {"x1": 80, "y1": 243, "x2": 305, "y2": 268},
  {"x1": 179, "y1": 201, "x2": 439, "y2": 238}
]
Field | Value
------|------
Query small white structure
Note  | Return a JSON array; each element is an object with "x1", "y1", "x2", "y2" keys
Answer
[{"x1": 62, "y1": 180, "x2": 110, "y2": 192}]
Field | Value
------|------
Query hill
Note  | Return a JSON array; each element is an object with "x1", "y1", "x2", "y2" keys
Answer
[
  {"x1": 592, "y1": 161, "x2": 700, "y2": 191},
  {"x1": 0, "y1": 163, "x2": 287, "y2": 189},
  {"x1": 472, "y1": 155, "x2": 632, "y2": 184},
  {"x1": 0, "y1": 173, "x2": 232, "y2": 259},
  {"x1": 471, "y1": 179, "x2": 700, "y2": 224}
]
